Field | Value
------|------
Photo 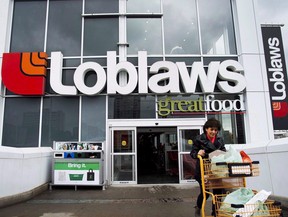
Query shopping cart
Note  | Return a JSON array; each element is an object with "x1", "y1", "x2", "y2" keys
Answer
[
  {"x1": 197, "y1": 155, "x2": 281, "y2": 217},
  {"x1": 215, "y1": 192, "x2": 282, "y2": 217}
]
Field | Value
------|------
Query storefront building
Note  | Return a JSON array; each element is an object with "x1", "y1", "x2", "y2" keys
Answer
[{"x1": 0, "y1": 0, "x2": 287, "y2": 185}]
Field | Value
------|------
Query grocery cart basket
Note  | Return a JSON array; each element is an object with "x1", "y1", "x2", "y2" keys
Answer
[
  {"x1": 203, "y1": 158, "x2": 260, "y2": 179},
  {"x1": 215, "y1": 193, "x2": 282, "y2": 217}
]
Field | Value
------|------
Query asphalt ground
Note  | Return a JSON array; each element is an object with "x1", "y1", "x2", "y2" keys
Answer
[{"x1": 0, "y1": 185, "x2": 287, "y2": 217}]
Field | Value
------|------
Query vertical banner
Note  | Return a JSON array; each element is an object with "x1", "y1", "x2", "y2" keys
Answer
[{"x1": 261, "y1": 26, "x2": 288, "y2": 130}]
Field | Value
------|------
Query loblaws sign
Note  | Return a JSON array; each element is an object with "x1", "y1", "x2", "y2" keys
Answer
[{"x1": 1, "y1": 51, "x2": 246, "y2": 96}]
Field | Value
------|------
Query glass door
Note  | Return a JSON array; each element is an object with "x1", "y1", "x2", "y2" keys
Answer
[
  {"x1": 178, "y1": 127, "x2": 202, "y2": 184},
  {"x1": 111, "y1": 127, "x2": 137, "y2": 184}
]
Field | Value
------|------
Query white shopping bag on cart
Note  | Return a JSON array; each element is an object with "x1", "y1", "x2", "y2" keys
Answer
[{"x1": 232, "y1": 190, "x2": 271, "y2": 217}]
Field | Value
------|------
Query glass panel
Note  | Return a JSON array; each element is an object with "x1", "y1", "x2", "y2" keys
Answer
[
  {"x1": 62, "y1": 59, "x2": 81, "y2": 67},
  {"x1": 108, "y1": 95, "x2": 156, "y2": 119},
  {"x1": 166, "y1": 150, "x2": 179, "y2": 176},
  {"x1": 81, "y1": 96, "x2": 106, "y2": 141},
  {"x1": 180, "y1": 129, "x2": 200, "y2": 152},
  {"x1": 180, "y1": 153, "x2": 197, "y2": 180},
  {"x1": 41, "y1": 97, "x2": 79, "y2": 147},
  {"x1": 2, "y1": 98, "x2": 41, "y2": 147},
  {"x1": 127, "y1": 19, "x2": 162, "y2": 55},
  {"x1": 179, "y1": 128, "x2": 200, "y2": 180},
  {"x1": 85, "y1": 0, "x2": 118, "y2": 13},
  {"x1": 198, "y1": 0, "x2": 236, "y2": 55},
  {"x1": 127, "y1": 0, "x2": 161, "y2": 13},
  {"x1": 203, "y1": 57, "x2": 238, "y2": 66},
  {"x1": 113, "y1": 155, "x2": 135, "y2": 181},
  {"x1": 113, "y1": 130, "x2": 134, "y2": 153},
  {"x1": 126, "y1": 57, "x2": 163, "y2": 66},
  {"x1": 84, "y1": 18, "x2": 119, "y2": 56},
  {"x1": 83, "y1": 58, "x2": 107, "y2": 66},
  {"x1": 163, "y1": 0, "x2": 200, "y2": 55},
  {"x1": 207, "y1": 94, "x2": 246, "y2": 144},
  {"x1": 10, "y1": 0, "x2": 46, "y2": 52},
  {"x1": 62, "y1": 69, "x2": 75, "y2": 86},
  {"x1": 47, "y1": 0, "x2": 82, "y2": 56},
  {"x1": 165, "y1": 57, "x2": 201, "y2": 65}
]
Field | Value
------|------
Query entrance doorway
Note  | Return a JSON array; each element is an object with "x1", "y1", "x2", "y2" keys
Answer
[{"x1": 137, "y1": 127, "x2": 179, "y2": 184}]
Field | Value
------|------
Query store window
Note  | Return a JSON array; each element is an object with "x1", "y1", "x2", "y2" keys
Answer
[
  {"x1": 84, "y1": 18, "x2": 119, "y2": 56},
  {"x1": 163, "y1": 0, "x2": 200, "y2": 55},
  {"x1": 46, "y1": 0, "x2": 82, "y2": 56},
  {"x1": 198, "y1": 0, "x2": 236, "y2": 55},
  {"x1": 127, "y1": 18, "x2": 162, "y2": 55},
  {"x1": 81, "y1": 96, "x2": 106, "y2": 141},
  {"x1": 2, "y1": 98, "x2": 41, "y2": 147},
  {"x1": 108, "y1": 95, "x2": 156, "y2": 119},
  {"x1": 41, "y1": 97, "x2": 79, "y2": 147},
  {"x1": 126, "y1": 0, "x2": 162, "y2": 55},
  {"x1": 127, "y1": 0, "x2": 161, "y2": 13},
  {"x1": 85, "y1": 0, "x2": 118, "y2": 14},
  {"x1": 10, "y1": 0, "x2": 46, "y2": 52},
  {"x1": 207, "y1": 94, "x2": 246, "y2": 144}
]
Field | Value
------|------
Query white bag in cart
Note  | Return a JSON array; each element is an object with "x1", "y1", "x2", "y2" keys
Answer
[{"x1": 232, "y1": 190, "x2": 271, "y2": 217}]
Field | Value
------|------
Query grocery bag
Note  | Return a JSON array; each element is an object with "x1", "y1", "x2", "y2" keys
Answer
[
  {"x1": 211, "y1": 146, "x2": 242, "y2": 163},
  {"x1": 251, "y1": 201, "x2": 270, "y2": 216},
  {"x1": 220, "y1": 188, "x2": 255, "y2": 213},
  {"x1": 211, "y1": 146, "x2": 242, "y2": 177}
]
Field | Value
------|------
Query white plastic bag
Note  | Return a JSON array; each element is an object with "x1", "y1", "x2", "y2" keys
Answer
[
  {"x1": 210, "y1": 147, "x2": 242, "y2": 177},
  {"x1": 233, "y1": 190, "x2": 271, "y2": 217},
  {"x1": 211, "y1": 146, "x2": 242, "y2": 163}
]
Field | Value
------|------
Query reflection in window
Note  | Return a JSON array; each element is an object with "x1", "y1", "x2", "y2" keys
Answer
[
  {"x1": 127, "y1": 19, "x2": 162, "y2": 55},
  {"x1": 2, "y1": 98, "x2": 41, "y2": 147},
  {"x1": 108, "y1": 95, "x2": 156, "y2": 119},
  {"x1": 198, "y1": 0, "x2": 236, "y2": 55},
  {"x1": 84, "y1": 18, "x2": 119, "y2": 56},
  {"x1": 163, "y1": 0, "x2": 200, "y2": 55},
  {"x1": 180, "y1": 154, "x2": 197, "y2": 180},
  {"x1": 10, "y1": 0, "x2": 46, "y2": 52},
  {"x1": 47, "y1": 0, "x2": 82, "y2": 56},
  {"x1": 85, "y1": 0, "x2": 118, "y2": 14},
  {"x1": 81, "y1": 96, "x2": 106, "y2": 141},
  {"x1": 41, "y1": 97, "x2": 79, "y2": 147},
  {"x1": 127, "y1": 0, "x2": 161, "y2": 13}
]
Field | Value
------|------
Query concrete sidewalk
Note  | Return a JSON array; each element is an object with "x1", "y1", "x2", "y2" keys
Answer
[{"x1": 0, "y1": 184, "x2": 287, "y2": 217}]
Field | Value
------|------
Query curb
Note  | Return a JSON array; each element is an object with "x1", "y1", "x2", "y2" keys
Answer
[{"x1": 0, "y1": 183, "x2": 49, "y2": 208}]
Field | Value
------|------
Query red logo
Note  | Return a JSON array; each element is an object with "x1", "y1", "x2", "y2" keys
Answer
[
  {"x1": 272, "y1": 102, "x2": 288, "y2": 117},
  {"x1": 1, "y1": 52, "x2": 47, "y2": 95}
]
